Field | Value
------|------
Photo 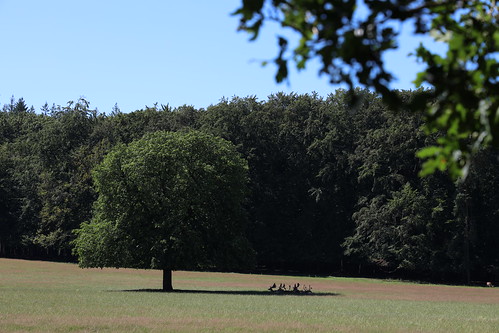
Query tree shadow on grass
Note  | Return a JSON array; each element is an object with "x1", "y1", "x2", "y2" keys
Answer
[{"x1": 116, "y1": 289, "x2": 340, "y2": 297}]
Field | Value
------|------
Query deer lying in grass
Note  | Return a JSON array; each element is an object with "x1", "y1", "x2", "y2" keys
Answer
[{"x1": 267, "y1": 282, "x2": 313, "y2": 293}]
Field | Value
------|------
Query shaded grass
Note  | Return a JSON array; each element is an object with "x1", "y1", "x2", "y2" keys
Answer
[{"x1": 0, "y1": 258, "x2": 498, "y2": 332}]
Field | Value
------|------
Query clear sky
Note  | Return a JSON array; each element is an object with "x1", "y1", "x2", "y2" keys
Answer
[{"x1": 0, "y1": 0, "x2": 442, "y2": 113}]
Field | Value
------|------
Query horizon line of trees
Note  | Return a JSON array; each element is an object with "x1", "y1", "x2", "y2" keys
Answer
[{"x1": 1, "y1": 90, "x2": 498, "y2": 284}]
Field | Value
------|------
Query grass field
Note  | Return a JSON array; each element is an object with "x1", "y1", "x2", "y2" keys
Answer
[{"x1": 0, "y1": 258, "x2": 498, "y2": 332}]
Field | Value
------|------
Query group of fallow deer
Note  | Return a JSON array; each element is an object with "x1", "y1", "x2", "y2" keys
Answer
[{"x1": 268, "y1": 282, "x2": 313, "y2": 294}]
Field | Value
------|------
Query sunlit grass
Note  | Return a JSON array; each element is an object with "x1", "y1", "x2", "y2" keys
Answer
[{"x1": 0, "y1": 259, "x2": 498, "y2": 332}]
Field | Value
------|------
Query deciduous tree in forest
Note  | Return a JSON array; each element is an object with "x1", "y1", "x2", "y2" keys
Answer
[{"x1": 73, "y1": 131, "x2": 254, "y2": 291}]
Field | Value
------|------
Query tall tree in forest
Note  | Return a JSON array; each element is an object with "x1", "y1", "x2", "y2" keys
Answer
[
  {"x1": 0, "y1": 144, "x2": 20, "y2": 255},
  {"x1": 1, "y1": 102, "x2": 48, "y2": 256},
  {"x1": 73, "y1": 131, "x2": 254, "y2": 291},
  {"x1": 452, "y1": 148, "x2": 499, "y2": 282},
  {"x1": 200, "y1": 93, "x2": 357, "y2": 271},
  {"x1": 33, "y1": 99, "x2": 98, "y2": 254},
  {"x1": 344, "y1": 183, "x2": 446, "y2": 276},
  {"x1": 343, "y1": 91, "x2": 459, "y2": 279}
]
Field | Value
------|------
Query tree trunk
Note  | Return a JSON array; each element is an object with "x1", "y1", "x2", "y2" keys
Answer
[
  {"x1": 464, "y1": 197, "x2": 471, "y2": 285},
  {"x1": 163, "y1": 269, "x2": 173, "y2": 291},
  {"x1": 459, "y1": 186, "x2": 472, "y2": 285}
]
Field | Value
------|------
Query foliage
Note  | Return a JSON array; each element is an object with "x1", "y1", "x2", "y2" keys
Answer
[
  {"x1": 234, "y1": 0, "x2": 499, "y2": 179},
  {"x1": 34, "y1": 99, "x2": 99, "y2": 252},
  {"x1": 73, "y1": 131, "x2": 253, "y2": 274},
  {"x1": 0, "y1": 144, "x2": 20, "y2": 253},
  {"x1": 345, "y1": 184, "x2": 436, "y2": 273},
  {"x1": 2, "y1": 92, "x2": 498, "y2": 283},
  {"x1": 201, "y1": 93, "x2": 356, "y2": 270}
]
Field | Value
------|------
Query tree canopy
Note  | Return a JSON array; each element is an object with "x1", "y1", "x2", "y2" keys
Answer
[
  {"x1": 73, "y1": 130, "x2": 253, "y2": 290},
  {"x1": 234, "y1": 0, "x2": 499, "y2": 179}
]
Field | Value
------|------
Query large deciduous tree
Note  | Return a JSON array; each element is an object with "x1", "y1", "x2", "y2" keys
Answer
[
  {"x1": 73, "y1": 131, "x2": 253, "y2": 291},
  {"x1": 234, "y1": 0, "x2": 499, "y2": 178}
]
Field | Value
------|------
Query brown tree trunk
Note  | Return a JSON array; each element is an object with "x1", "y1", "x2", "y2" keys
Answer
[{"x1": 163, "y1": 269, "x2": 173, "y2": 291}]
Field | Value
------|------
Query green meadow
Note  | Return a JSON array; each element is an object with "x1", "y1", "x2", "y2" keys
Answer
[{"x1": 1, "y1": 258, "x2": 498, "y2": 332}]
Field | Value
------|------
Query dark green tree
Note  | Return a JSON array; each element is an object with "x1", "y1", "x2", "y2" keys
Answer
[
  {"x1": 451, "y1": 148, "x2": 499, "y2": 282},
  {"x1": 344, "y1": 183, "x2": 445, "y2": 276},
  {"x1": 73, "y1": 131, "x2": 254, "y2": 291},
  {"x1": 200, "y1": 93, "x2": 357, "y2": 272},
  {"x1": 342, "y1": 90, "x2": 459, "y2": 279},
  {"x1": 103, "y1": 104, "x2": 199, "y2": 145},
  {"x1": 33, "y1": 99, "x2": 99, "y2": 255},
  {"x1": 0, "y1": 143, "x2": 20, "y2": 255},
  {"x1": 1, "y1": 105, "x2": 48, "y2": 256}
]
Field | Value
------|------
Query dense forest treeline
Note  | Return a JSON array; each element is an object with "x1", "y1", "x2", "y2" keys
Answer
[{"x1": 1, "y1": 90, "x2": 498, "y2": 284}]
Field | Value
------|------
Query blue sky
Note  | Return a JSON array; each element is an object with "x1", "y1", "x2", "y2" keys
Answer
[{"x1": 0, "y1": 0, "x2": 442, "y2": 113}]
